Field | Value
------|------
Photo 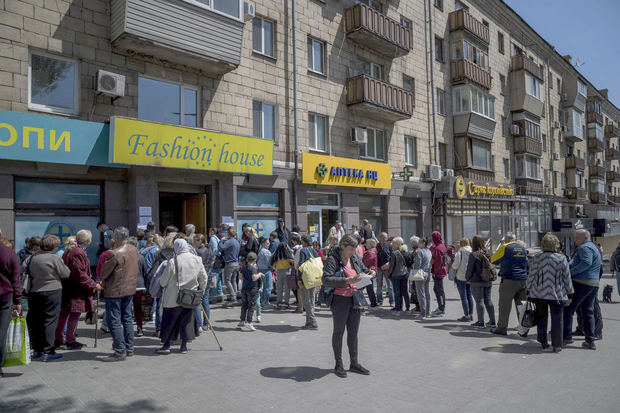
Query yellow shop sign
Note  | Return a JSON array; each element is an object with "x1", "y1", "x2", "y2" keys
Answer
[
  {"x1": 109, "y1": 117, "x2": 273, "y2": 175},
  {"x1": 302, "y1": 153, "x2": 391, "y2": 189},
  {"x1": 455, "y1": 175, "x2": 514, "y2": 198}
]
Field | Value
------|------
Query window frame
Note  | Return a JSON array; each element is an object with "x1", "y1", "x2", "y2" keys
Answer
[
  {"x1": 253, "y1": 100, "x2": 277, "y2": 142},
  {"x1": 453, "y1": 84, "x2": 495, "y2": 120},
  {"x1": 515, "y1": 154, "x2": 542, "y2": 181},
  {"x1": 359, "y1": 127, "x2": 385, "y2": 161},
  {"x1": 28, "y1": 50, "x2": 80, "y2": 116},
  {"x1": 526, "y1": 73, "x2": 541, "y2": 100},
  {"x1": 405, "y1": 135, "x2": 417, "y2": 167},
  {"x1": 498, "y1": 32, "x2": 504, "y2": 54},
  {"x1": 499, "y1": 74, "x2": 506, "y2": 95},
  {"x1": 503, "y1": 158, "x2": 510, "y2": 180},
  {"x1": 252, "y1": 16, "x2": 275, "y2": 58},
  {"x1": 577, "y1": 79, "x2": 587, "y2": 97},
  {"x1": 307, "y1": 37, "x2": 326, "y2": 75},
  {"x1": 308, "y1": 112, "x2": 328, "y2": 152},
  {"x1": 437, "y1": 87, "x2": 446, "y2": 116},
  {"x1": 469, "y1": 139, "x2": 491, "y2": 170},
  {"x1": 181, "y1": 0, "x2": 243, "y2": 22},
  {"x1": 434, "y1": 36, "x2": 444, "y2": 63},
  {"x1": 137, "y1": 75, "x2": 200, "y2": 127},
  {"x1": 402, "y1": 74, "x2": 415, "y2": 93},
  {"x1": 433, "y1": 0, "x2": 443, "y2": 10}
]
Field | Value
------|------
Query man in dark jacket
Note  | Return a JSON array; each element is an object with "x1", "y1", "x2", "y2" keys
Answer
[
  {"x1": 275, "y1": 218, "x2": 291, "y2": 245},
  {"x1": 375, "y1": 232, "x2": 393, "y2": 306},
  {"x1": 0, "y1": 240, "x2": 21, "y2": 376},
  {"x1": 490, "y1": 233, "x2": 528, "y2": 335},
  {"x1": 359, "y1": 219, "x2": 373, "y2": 244}
]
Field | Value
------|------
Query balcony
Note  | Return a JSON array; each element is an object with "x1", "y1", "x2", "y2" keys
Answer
[
  {"x1": 346, "y1": 74, "x2": 414, "y2": 122},
  {"x1": 511, "y1": 54, "x2": 544, "y2": 81},
  {"x1": 605, "y1": 124, "x2": 620, "y2": 139},
  {"x1": 607, "y1": 170, "x2": 620, "y2": 182},
  {"x1": 459, "y1": 167, "x2": 495, "y2": 182},
  {"x1": 448, "y1": 9, "x2": 489, "y2": 44},
  {"x1": 565, "y1": 155, "x2": 585, "y2": 170},
  {"x1": 587, "y1": 112, "x2": 604, "y2": 125},
  {"x1": 110, "y1": 0, "x2": 244, "y2": 74},
  {"x1": 515, "y1": 178, "x2": 544, "y2": 195},
  {"x1": 514, "y1": 136, "x2": 542, "y2": 156},
  {"x1": 565, "y1": 187, "x2": 587, "y2": 200},
  {"x1": 588, "y1": 138, "x2": 605, "y2": 152},
  {"x1": 590, "y1": 191, "x2": 607, "y2": 204},
  {"x1": 605, "y1": 147, "x2": 620, "y2": 161},
  {"x1": 589, "y1": 165, "x2": 606, "y2": 179},
  {"x1": 451, "y1": 59, "x2": 492, "y2": 90},
  {"x1": 345, "y1": 3, "x2": 411, "y2": 58},
  {"x1": 609, "y1": 195, "x2": 620, "y2": 205}
]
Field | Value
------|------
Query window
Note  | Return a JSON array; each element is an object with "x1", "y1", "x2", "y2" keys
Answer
[
  {"x1": 576, "y1": 170, "x2": 584, "y2": 188},
  {"x1": 437, "y1": 88, "x2": 446, "y2": 115},
  {"x1": 400, "y1": 17, "x2": 413, "y2": 44},
  {"x1": 501, "y1": 116, "x2": 506, "y2": 137},
  {"x1": 360, "y1": 127, "x2": 385, "y2": 160},
  {"x1": 237, "y1": 190, "x2": 280, "y2": 208},
  {"x1": 359, "y1": 60, "x2": 382, "y2": 80},
  {"x1": 253, "y1": 101, "x2": 276, "y2": 141},
  {"x1": 138, "y1": 77, "x2": 198, "y2": 126},
  {"x1": 550, "y1": 105, "x2": 554, "y2": 123},
  {"x1": 577, "y1": 79, "x2": 587, "y2": 97},
  {"x1": 454, "y1": 39, "x2": 488, "y2": 69},
  {"x1": 453, "y1": 85, "x2": 495, "y2": 119},
  {"x1": 434, "y1": 36, "x2": 444, "y2": 62},
  {"x1": 542, "y1": 133, "x2": 547, "y2": 152},
  {"x1": 527, "y1": 73, "x2": 541, "y2": 100},
  {"x1": 548, "y1": 72, "x2": 553, "y2": 89},
  {"x1": 403, "y1": 75, "x2": 414, "y2": 93},
  {"x1": 572, "y1": 109, "x2": 583, "y2": 139},
  {"x1": 308, "y1": 113, "x2": 327, "y2": 152},
  {"x1": 308, "y1": 37, "x2": 325, "y2": 74},
  {"x1": 405, "y1": 136, "x2": 417, "y2": 166},
  {"x1": 553, "y1": 171, "x2": 558, "y2": 188},
  {"x1": 498, "y1": 32, "x2": 504, "y2": 54},
  {"x1": 470, "y1": 140, "x2": 491, "y2": 169},
  {"x1": 357, "y1": 0, "x2": 382, "y2": 11},
  {"x1": 252, "y1": 17, "x2": 274, "y2": 58},
  {"x1": 185, "y1": 0, "x2": 241, "y2": 20},
  {"x1": 434, "y1": 0, "x2": 442, "y2": 10},
  {"x1": 503, "y1": 158, "x2": 510, "y2": 179},
  {"x1": 513, "y1": 44, "x2": 523, "y2": 56},
  {"x1": 28, "y1": 51, "x2": 79, "y2": 115},
  {"x1": 499, "y1": 74, "x2": 506, "y2": 94},
  {"x1": 523, "y1": 119, "x2": 541, "y2": 140},
  {"x1": 516, "y1": 154, "x2": 541, "y2": 180},
  {"x1": 455, "y1": 0, "x2": 468, "y2": 11},
  {"x1": 557, "y1": 78, "x2": 561, "y2": 92}
]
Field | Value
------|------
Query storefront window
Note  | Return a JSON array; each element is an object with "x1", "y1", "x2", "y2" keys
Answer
[
  {"x1": 400, "y1": 216, "x2": 419, "y2": 244},
  {"x1": 447, "y1": 216, "x2": 463, "y2": 245},
  {"x1": 400, "y1": 198, "x2": 421, "y2": 212},
  {"x1": 358, "y1": 195, "x2": 382, "y2": 210},
  {"x1": 236, "y1": 190, "x2": 279, "y2": 208},
  {"x1": 236, "y1": 216, "x2": 278, "y2": 239},
  {"x1": 490, "y1": 216, "x2": 503, "y2": 252},
  {"x1": 15, "y1": 182, "x2": 100, "y2": 206},
  {"x1": 463, "y1": 216, "x2": 476, "y2": 240},
  {"x1": 478, "y1": 215, "x2": 490, "y2": 243},
  {"x1": 365, "y1": 216, "x2": 382, "y2": 236},
  {"x1": 307, "y1": 192, "x2": 339, "y2": 207}
]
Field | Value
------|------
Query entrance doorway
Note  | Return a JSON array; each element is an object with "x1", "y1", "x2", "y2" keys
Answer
[
  {"x1": 307, "y1": 192, "x2": 348, "y2": 245},
  {"x1": 159, "y1": 192, "x2": 207, "y2": 234}
]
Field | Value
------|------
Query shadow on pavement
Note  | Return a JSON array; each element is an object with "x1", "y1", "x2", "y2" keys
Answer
[
  {"x1": 260, "y1": 366, "x2": 332, "y2": 382},
  {"x1": 255, "y1": 324, "x2": 299, "y2": 333},
  {"x1": 481, "y1": 343, "x2": 543, "y2": 355},
  {"x1": 86, "y1": 399, "x2": 167, "y2": 413},
  {"x1": 0, "y1": 372, "x2": 23, "y2": 378}
]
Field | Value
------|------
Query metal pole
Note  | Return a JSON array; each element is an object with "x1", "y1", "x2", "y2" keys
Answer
[
  {"x1": 427, "y1": 0, "x2": 438, "y2": 165},
  {"x1": 291, "y1": 0, "x2": 299, "y2": 227}
]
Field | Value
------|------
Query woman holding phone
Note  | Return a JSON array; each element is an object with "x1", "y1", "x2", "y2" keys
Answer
[{"x1": 323, "y1": 235, "x2": 375, "y2": 378}]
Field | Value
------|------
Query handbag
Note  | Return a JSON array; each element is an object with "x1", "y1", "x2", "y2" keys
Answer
[
  {"x1": 174, "y1": 254, "x2": 204, "y2": 309},
  {"x1": 521, "y1": 300, "x2": 538, "y2": 329},
  {"x1": 20, "y1": 255, "x2": 34, "y2": 297},
  {"x1": 2, "y1": 316, "x2": 31, "y2": 367},
  {"x1": 299, "y1": 249, "x2": 324, "y2": 289},
  {"x1": 409, "y1": 268, "x2": 427, "y2": 282},
  {"x1": 352, "y1": 290, "x2": 368, "y2": 310}
]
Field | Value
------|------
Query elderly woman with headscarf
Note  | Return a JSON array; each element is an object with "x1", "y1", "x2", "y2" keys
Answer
[{"x1": 156, "y1": 239, "x2": 207, "y2": 355}]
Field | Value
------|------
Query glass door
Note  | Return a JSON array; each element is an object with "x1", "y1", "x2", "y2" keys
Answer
[{"x1": 307, "y1": 209, "x2": 321, "y2": 243}]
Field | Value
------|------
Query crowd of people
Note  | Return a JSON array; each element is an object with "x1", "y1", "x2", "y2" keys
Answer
[{"x1": 0, "y1": 216, "x2": 614, "y2": 377}]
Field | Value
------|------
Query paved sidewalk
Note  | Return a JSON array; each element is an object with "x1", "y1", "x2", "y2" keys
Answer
[{"x1": 1, "y1": 276, "x2": 619, "y2": 413}]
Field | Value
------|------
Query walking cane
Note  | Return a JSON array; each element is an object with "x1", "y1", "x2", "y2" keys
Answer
[
  {"x1": 94, "y1": 289, "x2": 100, "y2": 348},
  {"x1": 200, "y1": 304, "x2": 223, "y2": 351}
]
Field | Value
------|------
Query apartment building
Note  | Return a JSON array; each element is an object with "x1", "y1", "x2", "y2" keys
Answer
[{"x1": 0, "y1": 0, "x2": 618, "y2": 259}]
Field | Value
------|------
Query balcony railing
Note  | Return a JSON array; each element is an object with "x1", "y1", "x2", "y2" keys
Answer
[
  {"x1": 587, "y1": 112, "x2": 604, "y2": 125},
  {"x1": 590, "y1": 191, "x2": 607, "y2": 204},
  {"x1": 450, "y1": 59, "x2": 492, "y2": 90},
  {"x1": 607, "y1": 171, "x2": 620, "y2": 182},
  {"x1": 514, "y1": 136, "x2": 543, "y2": 156},
  {"x1": 589, "y1": 165, "x2": 606, "y2": 178},
  {"x1": 588, "y1": 137, "x2": 605, "y2": 152},
  {"x1": 346, "y1": 74, "x2": 414, "y2": 121},
  {"x1": 515, "y1": 178, "x2": 544, "y2": 195},
  {"x1": 609, "y1": 195, "x2": 620, "y2": 205},
  {"x1": 345, "y1": 3, "x2": 411, "y2": 58},
  {"x1": 605, "y1": 147, "x2": 620, "y2": 161},
  {"x1": 605, "y1": 124, "x2": 620, "y2": 139},
  {"x1": 565, "y1": 155, "x2": 585, "y2": 170},
  {"x1": 459, "y1": 167, "x2": 495, "y2": 182},
  {"x1": 565, "y1": 187, "x2": 587, "y2": 200},
  {"x1": 449, "y1": 9, "x2": 489, "y2": 43},
  {"x1": 510, "y1": 54, "x2": 544, "y2": 81}
]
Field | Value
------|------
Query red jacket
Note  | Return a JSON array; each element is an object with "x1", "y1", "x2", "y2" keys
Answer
[
  {"x1": 0, "y1": 243, "x2": 20, "y2": 304},
  {"x1": 62, "y1": 247, "x2": 97, "y2": 313},
  {"x1": 430, "y1": 231, "x2": 448, "y2": 278},
  {"x1": 363, "y1": 247, "x2": 378, "y2": 271}
]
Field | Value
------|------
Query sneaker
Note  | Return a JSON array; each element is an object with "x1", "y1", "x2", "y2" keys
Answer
[
  {"x1": 349, "y1": 363, "x2": 370, "y2": 375},
  {"x1": 552, "y1": 347, "x2": 562, "y2": 353},
  {"x1": 201, "y1": 326, "x2": 209, "y2": 332},
  {"x1": 457, "y1": 315, "x2": 471, "y2": 322},
  {"x1": 486, "y1": 322, "x2": 497, "y2": 329},
  {"x1": 246, "y1": 323, "x2": 257, "y2": 331},
  {"x1": 431, "y1": 311, "x2": 445, "y2": 318},
  {"x1": 563, "y1": 339, "x2": 574, "y2": 346},
  {"x1": 256, "y1": 316, "x2": 261, "y2": 323},
  {"x1": 65, "y1": 341, "x2": 85, "y2": 350},
  {"x1": 135, "y1": 329, "x2": 144, "y2": 337},
  {"x1": 179, "y1": 344, "x2": 188, "y2": 354},
  {"x1": 41, "y1": 353, "x2": 62, "y2": 362},
  {"x1": 102, "y1": 353, "x2": 126, "y2": 362},
  {"x1": 155, "y1": 347, "x2": 171, "y2": 354},
  {"x1": 54, "y1": 339, "x2": 66, "y2": 349},
  {"x1": 490, "y1": 328, "x2": 507, "y2": 336},
  {"x1": 471, "y1": 321, "x2": 485, "y2": 328},
  {"x1": 582, "y1": 341, "x2": 596, "y2": 350},
  {"x1": 572, "y1": 329, "x2": 584, "y2": 336},
  {"x1": 237, "y1": 321, "x2": 246, "y2": 329},
  {"x1": 126, "y1": 351, "x2": 134, "y2": 357},
  {"x1": 100, "y1": 325, "x2": 110, "y2": 334}
]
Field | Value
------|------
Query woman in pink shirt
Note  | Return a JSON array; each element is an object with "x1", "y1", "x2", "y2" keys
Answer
[{"x1": 323, "y1": 235, "x2": 375, "y2": 378}]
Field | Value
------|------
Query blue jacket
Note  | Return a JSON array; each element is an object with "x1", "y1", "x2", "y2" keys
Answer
[
  {"x1": 569, "y1": 241, "x2": 601, "y2": 286},
  {"x1": 220, "y1": 238, "x2": 240, "y2": 264},
  {"x1": 491, "y1": 242, "x2": 528, "y2": 281}
]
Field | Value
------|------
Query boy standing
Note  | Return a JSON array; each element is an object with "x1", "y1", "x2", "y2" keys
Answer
[{"x1": 238, "y1": 252, "x2": 263, "y2": 331}]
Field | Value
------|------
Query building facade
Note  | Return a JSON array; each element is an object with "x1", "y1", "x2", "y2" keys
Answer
[{"x1": 0, "y1": 0, "x2": 619, "y2": 257}]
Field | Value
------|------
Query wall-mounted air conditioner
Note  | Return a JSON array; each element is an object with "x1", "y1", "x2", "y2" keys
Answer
[
  {"x1": 350, "y1": 127, "x2": 368, "y2": 144},
  {"x1": 96, "y1": 70, "x2": 125, "y2": 98}
]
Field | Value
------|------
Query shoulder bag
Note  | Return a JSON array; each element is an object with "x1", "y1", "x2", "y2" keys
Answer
[
  {"x1": 299, "y1": 249, "x2": 324, "y2": 289},
  {"x1": 175, "y1": 254, "x2": 204, "y2": 309},
  {"x1": 20, "y1": 255, "x2": 34, "y2": 297},
  {"x1": 520, "y1": 299, "x2": 538, "y2": 328},
  {"x1": 479, "y1": 252, "x2": 498, "y2": 282}
]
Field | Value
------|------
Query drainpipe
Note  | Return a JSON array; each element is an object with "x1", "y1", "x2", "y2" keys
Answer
[
  {"x1": 545, "y1": 53, "x2": 554, "y2": 211},
  {"x1": 291, "y1": 0, "x2": 299, "y2": 227},
  {"x1": 427, "y1": 0, "x2": 438, "y2": 165}
]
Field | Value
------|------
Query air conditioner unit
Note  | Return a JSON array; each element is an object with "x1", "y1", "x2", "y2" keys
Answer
[
  {"x1": 510, "y1": 124, "x2": 521, "y2": 136},
  {"x1": 554, "y1": 120, "x2": 561, "y2": 128},
  {"x1": 427, "y1": 164, "x2": 442, "y2": 182},
  {"x1": 96, "y1": 70, "x2": 125, "y2": 98},
  {"x1": 561, "y1": 125, "x2": 568, "y2": 132},
  {"x1": 243, "y1": 1, "x2": 255, "y2": 21},
  {"x1": 444, "y1": 168, "x2": 454, "y2": 177},
  {"x1": 561, "y1": 93, "x2": 568, "y2": 101},
  {"x1": 350, "y1": 127, "x2": 368, "y2": 144},
  {"x1": 552, "y1": 152, "x2": 560, "y2": 160}
]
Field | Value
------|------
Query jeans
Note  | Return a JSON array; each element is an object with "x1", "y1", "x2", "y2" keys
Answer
[
  {"x1": 576, "y1": 297, "x2": 603, "y2": 337},
  {"x1": 433, "y1": 276, "x2": 445, "y2": 312},
  {"x1": 470, "y1": 282, "x2": 495, "y2": 324},
  {"x1": 55, "y1": 308, "x2": 80, "y2": 343},
  {"x1": 330, "y1": 295, "x2": 361, "y2": 366},
  {"x1": 392, "y1": 276, "x2": 410, "y2": 311},
  {"x1": 0, "y1": 298, "x2": 13, "y2": 368},
  {"x1": 497, "y1": 279, "x2": 527, "y2": 330},
  {"x1": 240, "y1": 289, "x2": 258, "y2": 323},
  {"x1": 259, "y1": 268, "x2": 273, "y2": 305},
  {"x1": 105, "y1": 295, "x2": 135, "y2": 355},
  {"x1": 276, "y1": 269, "x2": 291, "y2": 305},
  {"x1": 301, "y1": 287, "x2": 317, "y2": 326},
  {"x1": 564, "y1": 282, "x2": 598, "y2": 343},
  {"x1": 153, "y1": 297, "x2": 163, "y2": 332},
  {"x1": 195, "y1": 287, "x2": 211, "y2": 327},
  {"x1": 223, "y1": 262, "x2": 240, "y2": 301},
  {"x1": 375, "y1": 269, "x2": 394, "y2": 304},
  {"x1": 534, "y1": 299, "x2": 564, "y2": 349},
  {"x1": 27, "y1": 290, "x2": 62, "y2": 353},
  {"x1": 455, "y1": 280, "x2": 473, "y2": 316},
  {"x1": 414, "y1": 275, "x2": 431, "y2": 317}
]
